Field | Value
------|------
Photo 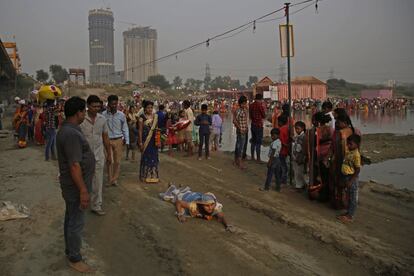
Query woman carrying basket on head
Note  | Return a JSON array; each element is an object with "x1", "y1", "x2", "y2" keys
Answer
[{"x1": 138, "y1": 101, "x2": 160, "y2": 183}]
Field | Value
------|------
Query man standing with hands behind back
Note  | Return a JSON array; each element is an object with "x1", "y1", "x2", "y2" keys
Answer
[
  {"x1": 56, "y1": 96, "x2": 96, "y2": 273},
  {"x1": 103, "y1": 95, "x2": 129, "y2": 186},
  {"x1": 80, "y1": 95, "x2": 112, "y2": 216}
]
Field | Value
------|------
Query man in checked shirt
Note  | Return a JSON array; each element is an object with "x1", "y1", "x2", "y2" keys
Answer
[{"x1": 103, "y1": 95, "x2": 129, "y2": 186}]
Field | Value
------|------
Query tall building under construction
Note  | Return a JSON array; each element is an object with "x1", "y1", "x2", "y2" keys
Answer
[
  {"x1": 88, "y1": 8, "x2": 115, "y2": 84},
  {"x1": 123, "y1": 27, "x2": 157, "y2": 84}
]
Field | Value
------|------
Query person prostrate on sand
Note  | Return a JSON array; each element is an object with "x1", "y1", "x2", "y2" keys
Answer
[
  {"x1": 160, "y1": 185, "x2": 234, "y2": 232},
  {"x1": 56, "y1": 97, "x2": 96, "y2": 273}
]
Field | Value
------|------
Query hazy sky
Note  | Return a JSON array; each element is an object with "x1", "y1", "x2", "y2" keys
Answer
[{"x1": 0, "y1": 0, "x2": 413, "y2": 84}]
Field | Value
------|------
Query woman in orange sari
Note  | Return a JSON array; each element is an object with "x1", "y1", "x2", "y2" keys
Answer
[
  {"x1": 330, "y1": 113, "x2": 360, "y2": 209},
  {"x1": 34, "y1": 104, "x2": 45, "y2": 145},
  {"x1": 13, "y1": 103, "x2": 29, "y2": 148}
]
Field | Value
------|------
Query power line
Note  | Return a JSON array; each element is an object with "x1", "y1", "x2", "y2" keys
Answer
[{"x1": 93, "y1": 0, "x2": 322, "y2": 82}]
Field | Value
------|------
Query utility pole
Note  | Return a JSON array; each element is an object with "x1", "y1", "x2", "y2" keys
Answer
[
  {"x1": 329, "y1": 67, "x2": 335, "y2": 79},
  {"x1": 279, "y1": 63, "x2": 286, "y2": 82},
  {"x1": 285, "y1": 2, "x2": 293, "y2": 187}
]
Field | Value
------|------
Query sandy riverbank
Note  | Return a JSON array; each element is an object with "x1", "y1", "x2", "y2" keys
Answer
[{"x1": 0, "y1": 129, "x2": 413, "y2": 275}]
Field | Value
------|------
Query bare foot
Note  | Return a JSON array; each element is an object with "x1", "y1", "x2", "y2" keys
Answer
[{"x1": 69, "y1": 261, "x2": 95, "y2": 273}]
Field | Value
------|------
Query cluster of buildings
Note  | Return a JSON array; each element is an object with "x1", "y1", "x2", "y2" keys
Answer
[
  {"x1": 206, "y1": 76, "x2": 328, "y2": 101},
  {"x1": 88, "y1": 8, "x2": 157, "y2": 84}
]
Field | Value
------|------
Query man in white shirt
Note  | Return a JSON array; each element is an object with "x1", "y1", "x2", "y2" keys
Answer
[
  {"x1": 80, "y1": 95, "x2": 111, "y2": 215},
  {"x1": 182, "y1": 100, "x2": 194, "y2": 156}
]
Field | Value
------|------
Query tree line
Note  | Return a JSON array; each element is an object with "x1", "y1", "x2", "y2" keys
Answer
[
  {"x1": 36, "y1": 65, "x2": 68, "y2": 84},
  {"x1": 147, "y1": 74, "x2": 259, "y2": 91},
  {"x1": 35, "y1": 64, "x2": 259, "y2": 92}
]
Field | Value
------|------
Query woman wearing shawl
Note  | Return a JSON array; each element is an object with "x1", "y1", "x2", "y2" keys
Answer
[
  {"x1": 138, "y1": 100, "x2": 159, "y2": 183},
  {"x1": 306, "y1": 112, "x2": 333, "y2": 201},
  {"x1": 160, "y1": 185, "x2": 234, "y2": 232},
  {"x1": 330, "y1": 113, "x2": 361, "y2": 209},
  {"x1": 13, "y1": 102, "x2": 29, "y2": 148}
]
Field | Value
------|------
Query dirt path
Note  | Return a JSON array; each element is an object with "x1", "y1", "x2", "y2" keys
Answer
[{"x1": 1, "y1": 131, "x2": 413, "y2": 275}]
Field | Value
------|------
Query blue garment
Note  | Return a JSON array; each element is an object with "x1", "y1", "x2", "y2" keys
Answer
[
  {"x1": 182, "y1": 192, "x2": 203, "y2": 203},
  {"x1": 139, "y1": 114, "x2": 159, "y2": 180},
  {"x1": 211, "y1": 114, "x2": 223, "y2": 135},
  {"x1": 64, "y1": 200, "x2": 84, "y2": 263},
  {"x1": 45, "y1": 128, "x2": 56, "y2": 160},
  {"x1": 250, "y1": 125, "x2": 264, "y2": 159},
  {"x1": 194, "y1": 113, "x2": 212, "y2": 135},
  {"x1": 347, "y1": 177, "x2": 359, "y2": 217},
  {"x1": 279, "y1": 155, "x2": 288, "y2": 184},
  {"x1": 264, "y1": 158, "x2": 282, "y2": 191},
  {"x1": 235, "y1": 132, "x2": 247, "y2": 159},
  {"x1": 102, "y1": 110, "x2": 130, "y2": 144},
  {"x1": 198, "y1": 133, "x2": 210, "y2": 158},
  {"x1": 157, "y1": 111, "x2": 166, "y2": 129}
]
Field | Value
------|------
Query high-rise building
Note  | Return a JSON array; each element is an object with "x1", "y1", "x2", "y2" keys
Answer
[
  {"x1": 88, "y1": 8, "x2": 115, "y2": 84},
  {"x1": 123, "y1": 27, "x2": 157, "y2": 84}
]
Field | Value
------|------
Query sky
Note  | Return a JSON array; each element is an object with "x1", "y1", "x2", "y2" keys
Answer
[{"x1": 0, "y1": 0, "x2": 413, "y2": 84}]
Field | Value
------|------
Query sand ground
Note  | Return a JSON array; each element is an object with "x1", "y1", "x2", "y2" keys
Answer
[{"x1": 0, "y1": 130, "x2": 413, "y2": 275}]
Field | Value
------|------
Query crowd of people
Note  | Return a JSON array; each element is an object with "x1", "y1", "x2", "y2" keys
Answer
[{"x1": 6, "y1": 91, "x2": 401, "y2": 272}]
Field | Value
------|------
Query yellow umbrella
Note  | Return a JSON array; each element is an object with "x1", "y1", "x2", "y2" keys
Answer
[{"x1": 37, "y1": 85, "x2": 63, "y2": 102}]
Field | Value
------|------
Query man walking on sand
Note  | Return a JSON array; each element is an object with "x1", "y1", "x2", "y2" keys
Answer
[
  {"x1": 103, "y1": 95, "x2": 129, "y2": 186},
  {"x1": 56, "y1": 97, "x2": 96, "y2": 273},
  {"x1": 80, "y1": 95, "x2": 112, "y2": 216}
]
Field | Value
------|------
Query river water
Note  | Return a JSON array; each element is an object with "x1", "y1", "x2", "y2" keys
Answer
[{"x1": 219, "y1": 108, "x2": 414, "y2": 191}]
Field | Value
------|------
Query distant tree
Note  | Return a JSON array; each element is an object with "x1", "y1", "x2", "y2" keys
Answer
[
  {"x1": 148, "y1": 74, "x2": 170, "y2": 90},
  {"x1": 36, "y1": 69, "x2": 49, "y2": 82},
  {"x1": 172, "y1": 76, "x2": 183, "y2": 89},
  {"x1": 246, "y1": 76, "x2": 258, "y2": 88},
  {"x1": 49, "y1": 65, "x2": 68, "y2": 84},
  {"x1": 184, "y1": 78, "x2": 203, "y2": 91},
  {"x1": 231, "y1": 79, "x2": 241, "y2": 90}
]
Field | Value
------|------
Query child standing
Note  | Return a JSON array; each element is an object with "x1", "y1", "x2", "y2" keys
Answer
[
  {"x1": 337, "y1": 134, "x2": 361, "y2": 223},
  {"x1": 260, "y1": 128, "x2": 282, "y2": 192},
  {"x1": 194, "y1": 104, "x2": 212, "y2": 160},
  {"x1": 166, "y1": 113, "x2": 178, "y2": 156},
  {"x1": 211, "y1": 110, "x2": 223, "y2": 152},
  {"x1": 292, "y1": 121, "x2": 307, "y2": 190}
]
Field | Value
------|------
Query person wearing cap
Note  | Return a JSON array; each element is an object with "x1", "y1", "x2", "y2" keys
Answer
[{"x1": 161, "y1": 185, "x2": 234, "y2": 232}]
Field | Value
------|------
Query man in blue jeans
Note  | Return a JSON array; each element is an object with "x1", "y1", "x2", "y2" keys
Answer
[
  {"x1": 249, "y1": 94, "x2": 266, "y2": 162},
  {"x1": 57, "y1": 97, "x2": 96, "y2": 273},
  {"x1": 233, "y1": 96, "x2": 248, "y2": 169},
  {"x1": 44, "y1": 99, "x2": 57, "y2": 161}
]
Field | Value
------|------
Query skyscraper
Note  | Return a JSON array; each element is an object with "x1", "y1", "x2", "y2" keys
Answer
[
  {"x1": 88, "y1": 8, "x2": 115, "y2": 84},
  {"x1": 123, "y1": 27, "x2": 157, "y2": 84}
]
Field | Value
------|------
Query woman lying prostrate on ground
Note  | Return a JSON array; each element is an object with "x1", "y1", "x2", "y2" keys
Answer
[{"x1": 160, "y1": 185, "x2": 235, "y2": 233}]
